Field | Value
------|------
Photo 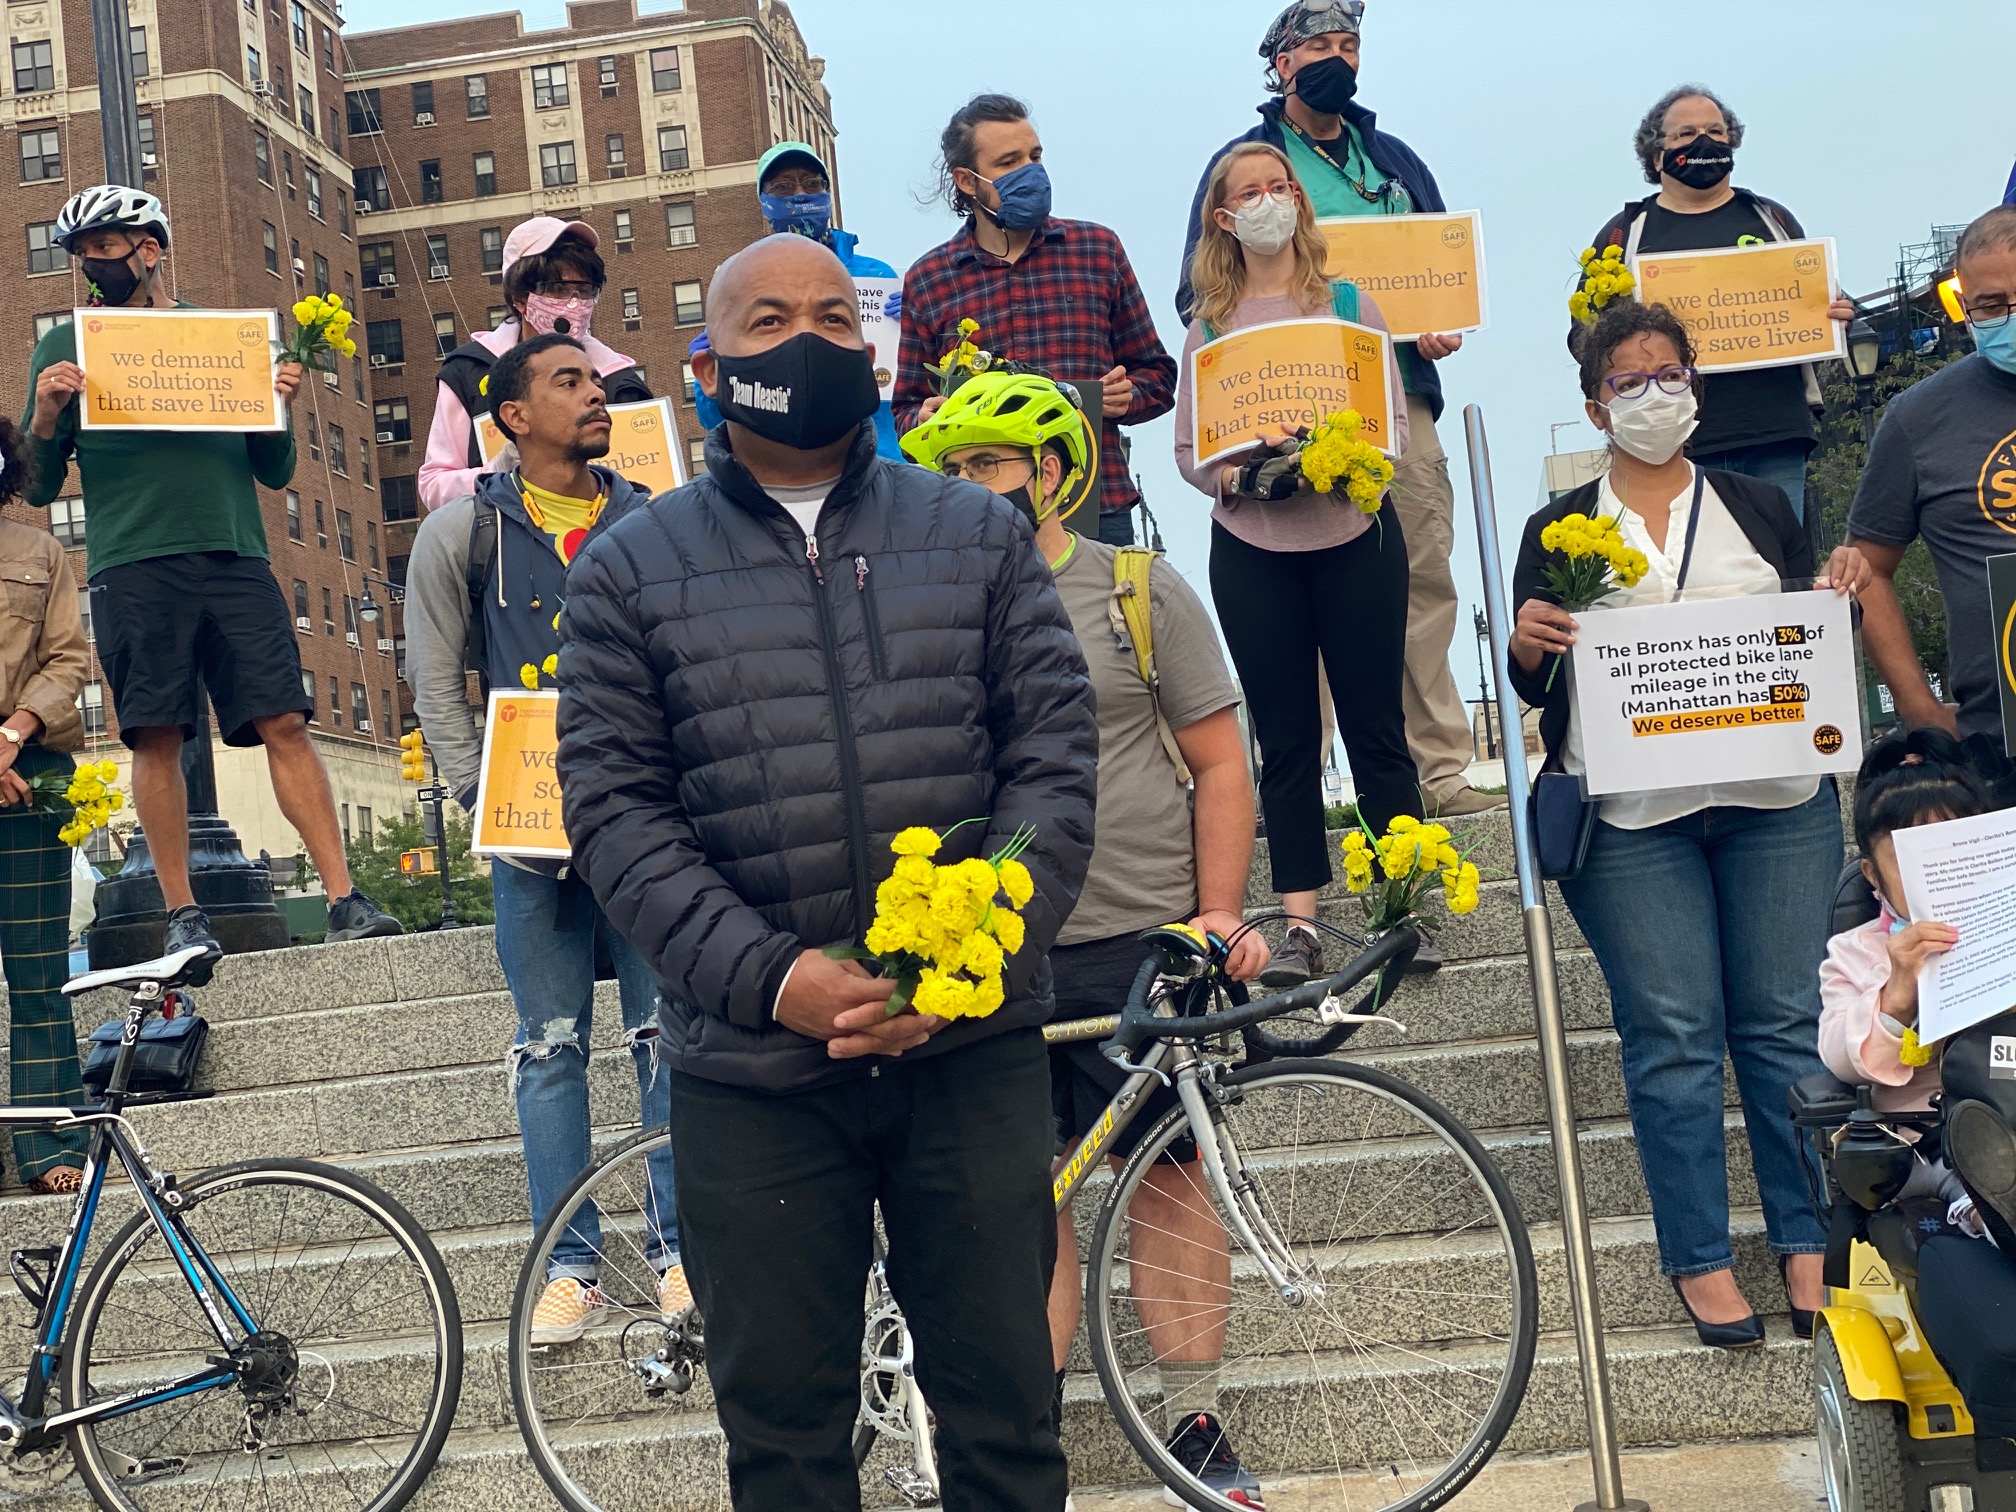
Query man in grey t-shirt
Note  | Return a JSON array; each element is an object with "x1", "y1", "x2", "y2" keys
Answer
[{"x1": 1850, "y1": 206, "x2": 2016, "y2": 745}]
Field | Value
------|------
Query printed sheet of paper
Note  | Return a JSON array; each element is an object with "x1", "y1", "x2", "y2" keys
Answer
[
  {"x1": 1892, "y1": 808, "x2": 2016, "y2": 1043},
  {"x1": 856, "y1": 277, "x2": 901, "y2": 403}
]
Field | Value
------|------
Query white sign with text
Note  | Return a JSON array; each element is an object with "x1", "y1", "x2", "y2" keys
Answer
[{"x1": 1893, "y1": 808, "x2": 2016, "y2": 1044}]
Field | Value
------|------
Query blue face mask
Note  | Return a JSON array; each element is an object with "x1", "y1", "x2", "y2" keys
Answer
[
  {"x1": 760, "y1": 191, "x2": 832, "y2": 240},
  {"x1": 1972, "y1": 318, "x2": 2016, "y2": 376},
  {"x1": 976, "y1": 161, "x2": 1052, "y2": 232}
]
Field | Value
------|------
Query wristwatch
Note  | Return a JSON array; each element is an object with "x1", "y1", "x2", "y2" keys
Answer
[{"x1": 0, "y1": 727, "x2": 23, "y2": 747}]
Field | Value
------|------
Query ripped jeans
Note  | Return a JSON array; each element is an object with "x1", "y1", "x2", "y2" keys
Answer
[{"x1": 493, "y1": 862, "x2": 678, "y2": 1281}]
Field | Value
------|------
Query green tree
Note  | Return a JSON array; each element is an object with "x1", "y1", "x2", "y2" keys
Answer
[{"x1": 342, "y1": 807, "x2": 494, "y2": 933}]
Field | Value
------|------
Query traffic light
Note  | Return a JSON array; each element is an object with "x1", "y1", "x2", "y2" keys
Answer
[
  {"x1": 399, "y1": 848, "x2": 438, "y2": 877},
  {"x1": 399, "y1": 729, "x2": 427, "y2": 781}
]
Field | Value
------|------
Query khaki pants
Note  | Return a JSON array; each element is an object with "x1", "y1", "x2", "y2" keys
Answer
[{"x1": 1388, "y1": 393, "x2": 1475, "y2": 799}]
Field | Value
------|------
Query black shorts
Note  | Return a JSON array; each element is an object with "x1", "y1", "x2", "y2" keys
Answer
[
  {"x1": 91, "y1": 552, "x2": 313, "y2": 749},
  {"x1": 1049, "y1": 933, "x2": 1196, "y2": 1166}
]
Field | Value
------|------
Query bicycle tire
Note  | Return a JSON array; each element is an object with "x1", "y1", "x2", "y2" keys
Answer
[
  {"x1": 1083, "y1": 1057, "x2": 1536, "y2": 1512},
  {"x1": 64, "y1": 1156, "x2": 463, "y2": 1512}
]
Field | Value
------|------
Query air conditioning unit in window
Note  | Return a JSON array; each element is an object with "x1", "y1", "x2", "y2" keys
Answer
[
  {"x1": 428, "y1": 264, "x2": 449, "y2": 279},
  {"x1": 357, "y1": 719, "x2": 373, "y2": 732},
  {"x1": 375, "y1": 430, "x2": 395, "y2": 443},
  {"x1": 354, "y1": 199, "x2": 371, "y2": 213},
  {"x1": 251, "y1": 81, "x2": 274, "y2": 98},
  {"x1": 295, "y1": 616, "x2": 312, "y2": 631},
  {"x1": 346, "y1": 632, "x2": 361, "y2": 647},
  {"x1": 376, "y1": 638, "x2": 394, "y2": 651},
  {"x1": 369, "y1": 354, "x2": 387, "y2": 367},
  {"x1": 376, "y1": 272, "x2": 396, "y2": 287},
  {"x1": 323, "y1": 369, "x2": 340, "y2": 387},
  {"x1": 141, "y1": 153, "x2": 158, "y2": 168},
  {"x1": 413, "y1": 111, "x2": 435, "y2": 127}
]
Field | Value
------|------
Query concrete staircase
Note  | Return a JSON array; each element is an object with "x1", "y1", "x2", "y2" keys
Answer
[{"x1": 0, "y1": 805, "x2": 1814, "y2": 1507}]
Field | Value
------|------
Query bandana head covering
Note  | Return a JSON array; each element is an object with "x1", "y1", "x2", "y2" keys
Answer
[{"x1": 1261, "y1": 0, "x2": 1366, "y2": 89}]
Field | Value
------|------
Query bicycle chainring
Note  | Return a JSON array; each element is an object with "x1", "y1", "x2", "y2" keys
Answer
[{"x1": 858, "y1": 1292, "x2": 916, "y2": 1442}]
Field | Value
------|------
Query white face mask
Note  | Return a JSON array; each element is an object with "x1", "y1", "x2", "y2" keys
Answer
[
  {"x1": 1601, "y1": 383, "x2": 1699, "y2": 465},
  {"x1": 1226, "y1": 192, "x2": 1299, "y2": 256}
]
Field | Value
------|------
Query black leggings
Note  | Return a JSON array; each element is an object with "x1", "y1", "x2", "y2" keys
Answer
[
  {"x1": 1917, "y1": 1233, "x2": 2016, "y2": 1437},
  {"x1": 1210, "y1": 518, "x2": 1422, "y2": 895}
]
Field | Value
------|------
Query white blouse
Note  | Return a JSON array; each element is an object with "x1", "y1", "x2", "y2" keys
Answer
[{"x1": 1563, "y1": 467, "x2": 1822, "y2": 830}]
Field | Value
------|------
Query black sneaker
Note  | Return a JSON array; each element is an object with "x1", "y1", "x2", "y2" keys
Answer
[
  {"x1": 163, "y1": 905, "x2": 221, "y2": 985},
  {"x1": 1161, "y1": 1413, "x2": 1264, "y2": 1508},
  {"x1": 326, "y1": 890, "x2": 403, "y2": 942},
  {"x1": 1257, "y1": 926, "x2": 1321, "y2": 989}
]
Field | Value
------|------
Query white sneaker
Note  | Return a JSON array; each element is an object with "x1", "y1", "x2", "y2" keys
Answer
[{"x1": 529, "y1": 1277, "x2": 608, "y2": 1345}]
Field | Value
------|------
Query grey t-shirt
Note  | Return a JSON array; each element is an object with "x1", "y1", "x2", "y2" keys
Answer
[
  {"x1": 1847, "y1": 352, "x2": 2016, "y2": 739},
  {"x1": 1050, "y1": 536, "x2": 1240, "y2": 947}
]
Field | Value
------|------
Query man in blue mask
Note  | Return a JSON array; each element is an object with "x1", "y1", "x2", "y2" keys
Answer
[
  {"x1": 1850, "y1": 205, "x2": 2016, "y2": 751},
  {"x1": 690, "y1": 142, "x2": 905, "y2": 458}
]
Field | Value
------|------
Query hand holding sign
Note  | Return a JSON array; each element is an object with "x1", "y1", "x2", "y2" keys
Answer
[
  {"x1": 1189, "y1": 318, "x2": 1395, "y2": 469},
  {"x1": 75, "y1": 308, "x2": 284, "y2": 432}
]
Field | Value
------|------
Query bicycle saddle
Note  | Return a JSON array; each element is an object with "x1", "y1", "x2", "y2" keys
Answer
[
  {"x1": 1940, "y1": 1009, "x2": 2016, "y2": 1254},
  {"x1": 63, "y1": 943, "x2": 217, "y2": 998}
]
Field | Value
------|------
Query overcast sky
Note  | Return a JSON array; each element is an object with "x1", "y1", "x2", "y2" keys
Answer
[{"x1": 347, "y1": 0, "x2": 2016, "y2": 702}]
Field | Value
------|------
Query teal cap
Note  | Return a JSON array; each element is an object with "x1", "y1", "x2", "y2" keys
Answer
[{"x1": 758, "y1": 140, "x2": 828, "y2": 186}]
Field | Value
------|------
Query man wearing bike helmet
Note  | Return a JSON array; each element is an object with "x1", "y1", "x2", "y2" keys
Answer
[
  {"x1": 905, "y1": 372, "x2": 1270, "y2": 1508},
  {"x1": 22, "y1": 185, "x2": 399, "y2": 960}
]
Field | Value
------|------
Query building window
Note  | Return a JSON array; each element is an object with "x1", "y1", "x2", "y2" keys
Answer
[
  {"x1": 302, "y1": 669, "x2": 317, "y2": 720},
  {"x1": 330, "y1": 677, "x2": 341, "y2": 728},
  {"x1": 26, "y1": 223, "x2": 61, "y2": 276},
  {"x1": 342, "y1": 594, "x2": 358, "y2": 637},
  {"x1": 614, "y1": 208, "x2": 633, "y2": 245},
  {"x1": 488, "y1": 306, "x2": 507, "y2": 330},
  {"x1": 539, "y1": 141, "x2": 576, "y2": 188},
  {"x1": 598, "y1": 54, "x2": 617, "y2": 91},
  {"x1": 472, "y1": 152, "x2": 496, "y2": 198},
  {"x1": 19, "y1": 128, "x2": 60, "y2": 183},
  {"x1": 34, "y1": 312, "x2": 73, "y2": 342},
  {"x1": 336, "y1": 510, "x2": 354, "y2": 561},
  {"x1": 360, "y1": 439, "x2": 372, "y2": 486},
  {"x1": 621, "y1": 288, "x2": 640, "y2": 321},
  {"x1": 366, "y1": 318, "x2": 403, "y2": 366},
  {"x1": 321, "y1": 585, "x2": 333, "y2": 627},
  {"x1": 77, "y1": 587, "x2": 91, "y2": 641},
  {"x1": 657, "y1": 125, "x2": 688, "y2": 172},
  {"x1": 673, "y1": 280, "x2": 703, "y2": 326},
  {"x1": 477, "y1": 226, "x2": 504, "y2": 275},
  {"x1": 419, "y1": 159, "x2": 442, "y2": 203},
  {"x1": 329, "y1": 425, "x2": 348, "y2": 476},
  {"x1": 355, "y1": 165, "x2": 390, "y2": 212},
  {"x1": 382, "y1": 689, "x2": 395, "y2": 734},
  {"x1": 350, "y1": 684, "x2": 369, "y2": 731},
  {"x1": 286, "y1": 491, "x2": 302, "y2": 542},
  {"x1": 360, "y1": 241, "x2": 395, "y2": 288},
  {"x1": 425, "y1": 233, "x2": 449, "y2": 278},
  {"x1": 366, "y1": 519, "x2": 379, "y2": 570},
  {"x1": 319, "y1": 24, "x2": 333, "y2": 71},
  {"x1": 312, "y1": 253, "x2": 329, "y2": 295},
  {"x1": 12, "y1": 40, "x2": 53, "y2": 94},
  {"x1": 374, "y1": 398, "x2": 410, "y2": 443},
  {"x1": 433, "y1": 312, "x2": 456, "y2": 357},
  {"x1": 47, "y1": 496, "x2": 83, "y2": 546},
  {"x1": 261, "y1": 223, "x2": 278, "y2": 275},
  {"x1": 329, "y1": 105, "x2": 342, "y2": 154},
  {"x1": 299, "y1": 86, "x2": 315, "y2": 132},
  {"x1": 292, "y1": 579, "x2": 309, "y2": 623},
  {"x1": 346, "y1": 88, "x2": 382, "y2": 136},
  {"x1": 353, "y1": 355, "x2": 365, "y2": 401},
  {"x1": 530, "y1": 62, "x2": 569, "y2": 109},
  {"x1": 246, "y1": 44, "x2": 260, "y2": 85},
  {"x1": 254, "y1": 131, "x2": 272, "y2": 184},
  {"x1": 381, "y1": 475, "x2": 419, "y2": 523},
  {"x1": 688, "y1": 438, "x2": 707, "y2": 475},
  {"x1": 650, "y1": 46, "x2": 680, "y2": 93},
  {"x1": 605, "y1": 133, "x2": 626, "y2": 174},
  {"x1": 137, "y1": 113, "x2": 156, "y2": 171},
  {"x1": 464, "y1": 73, "x2": 488, "y2": 117},
  {"x1": 411, "y1": 80, "x2": 434, "y2": 123},
  {"x1": 289, "y1": 0, "x2": 307, "y2": 51},
  {"x1": 307, "y1": 419, "x2": 321, "y2": 464},
  {"x1": 79, "y1": 683, "x2": 105, "y2": 736},
  {"x1": 128, "y1": 24, "x2": 148, "y2": 79},
  {"x1": 680, "y1": 359, "x2": 696, "y2": 392},
  {"x1": 665, "y1": 200, "x2": 696, "y2": 248},
  {"x1": 306, "y1": 166, "x2": 323, "y2": 219},
  {"x1": 283, "y1": 149, "x2": 295, "y2": 195}
]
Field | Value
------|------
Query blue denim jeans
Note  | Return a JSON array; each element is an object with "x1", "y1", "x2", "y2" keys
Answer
[
  {"x1": 1691, "y1": 439, "x2": 1811, "y2": 524},
  {"x1": 492, "y1": 862, "x2": 678, "y2": 1280},
  {"x1": 1558, "y1": 783, "x2": 1840, "y2": 1275}
]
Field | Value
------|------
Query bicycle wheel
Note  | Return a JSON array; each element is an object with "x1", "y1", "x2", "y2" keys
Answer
[
  {"x1": 64, "y1": 1157, "x2": 462, "y2": 1512},
  {"x1": 509, "y1": 1126, "x2": 693, "y2": 1512},
  {"x1": 1083, "y1": 1058, "x2": 1536, "y2": 1512}
]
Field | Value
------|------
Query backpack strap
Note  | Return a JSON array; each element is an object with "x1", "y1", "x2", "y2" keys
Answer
[
  {"x1": 1107, "y1": 546, "x2": 1192, "y2": 786},
  {"x1": 465, "y1": 497, "x2": 497, "y2": 694},
  {"x1": 1329, "y1": 280, "x2": 1361, "y2": 324}
]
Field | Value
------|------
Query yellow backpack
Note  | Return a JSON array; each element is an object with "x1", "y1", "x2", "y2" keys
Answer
[{"x1": 1107, "y1": 546, "x2": 1192, "y2": 786}]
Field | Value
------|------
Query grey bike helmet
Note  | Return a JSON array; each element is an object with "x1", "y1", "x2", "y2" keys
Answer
[{"x1": 52, "y1": 184, "x2": 171, "y2": 253}]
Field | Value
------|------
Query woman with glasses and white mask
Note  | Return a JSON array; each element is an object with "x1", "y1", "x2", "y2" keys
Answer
[
  {"x1": 1574, "y1": 85, "x2": 1855, "y2": 524},
  {"x1": 1174, "y1": 140, "x2": 1417, "y2": 990},
  {"x1": 1511, "y1": 300, "x2": 1871, "y2": 1351}
]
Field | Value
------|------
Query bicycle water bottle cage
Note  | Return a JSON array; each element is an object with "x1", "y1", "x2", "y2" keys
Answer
[{"x1": 7, "y1": 1248, "x2": 55, "y2": 1315}]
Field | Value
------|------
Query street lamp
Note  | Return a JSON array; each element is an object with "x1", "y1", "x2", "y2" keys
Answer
[
  {"x1": 356, "y1": 575, "x2": 405, "y2": 626},
  {"x1": 1845, "y1": 313, "x2": 1883, "y2": 443},
  {"x1": 1471, "y1": 607, "x2": 1497, "y2": 761}
]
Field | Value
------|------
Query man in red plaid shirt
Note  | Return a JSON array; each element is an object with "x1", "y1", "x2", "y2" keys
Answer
[{"x1": 895, "y1": 94, "x2": 1177, "y2": 547}]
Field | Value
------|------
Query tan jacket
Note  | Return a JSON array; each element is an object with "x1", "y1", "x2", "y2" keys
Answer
[{"x1": 0, "y1": 522, "x2": 87, "y2": 753}]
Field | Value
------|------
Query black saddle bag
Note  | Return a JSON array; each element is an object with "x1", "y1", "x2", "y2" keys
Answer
[{"x1": 81, "y1": 1013, "x2": 208, "y2": 1097}]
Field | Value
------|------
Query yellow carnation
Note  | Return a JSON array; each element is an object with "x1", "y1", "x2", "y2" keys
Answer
[
  {"x1": 991, "y1": 909, "x2": 1025, "y2": 956},
  {"x1": 891, "y1": 827, "x2": 942, "y2": 858},
  {"x1": 998, "y1": 857, "x2": 1034, "y2": 908}
]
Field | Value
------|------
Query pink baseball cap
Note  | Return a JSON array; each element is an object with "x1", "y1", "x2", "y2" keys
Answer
[{"x1": 502, "y1": 216, "x2": 599, "y2": 279}]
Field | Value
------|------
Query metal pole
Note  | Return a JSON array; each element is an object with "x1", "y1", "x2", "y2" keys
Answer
[
  {"x1": 89, "y1": 0, "x2": 144, "y2": 188},
  {"x1": 1463, "y1": 406, "x2": 1648, "y2": 1512}
]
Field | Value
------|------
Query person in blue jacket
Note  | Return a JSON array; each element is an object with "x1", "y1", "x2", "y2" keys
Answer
[{"x1": 690, "y1": 141, "x2": 904, "y2": 458}]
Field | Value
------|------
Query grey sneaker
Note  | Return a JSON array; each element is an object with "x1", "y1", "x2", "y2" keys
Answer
[
  {"x1": 1257, "y1": 926, "x2": 1322, "y2": 989},
  {"x1": 163, "y1": 905, "x2": 221, "y2": 984},
  {"x1": 326, "y1": 889, "x2": 403, "y2": 942}
]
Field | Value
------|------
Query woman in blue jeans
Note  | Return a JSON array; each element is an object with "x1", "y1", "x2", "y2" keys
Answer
[{"x1": 1509, "y1": 300, "x2": 1872, "y2": 1346}]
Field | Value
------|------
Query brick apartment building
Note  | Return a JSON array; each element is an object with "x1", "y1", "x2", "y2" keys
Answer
[{"x1": 339, "y1": 0, "x2": 834, "y2": 587}]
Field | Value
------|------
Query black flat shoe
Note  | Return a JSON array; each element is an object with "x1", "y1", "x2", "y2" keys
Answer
[
  {"x1": 1779, "y1": 1255, "x2": 1817, "y2": 1340},
  {"x1": 1671, "y1": 1277, "x2": 1764, "y2": 1350}
]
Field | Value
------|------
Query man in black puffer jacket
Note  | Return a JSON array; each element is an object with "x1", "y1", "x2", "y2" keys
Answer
[{"x1": 558, "y1": 235, "x2": 1095, "y2": 1510}]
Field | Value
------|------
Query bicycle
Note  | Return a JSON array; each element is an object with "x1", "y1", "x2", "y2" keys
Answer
[
  {"x1": 507, "y1": 919, "x2": 1537, "y2": 1512},
  {"x1": 0, "y1": 943, "x2": 463, "y2": 1511}
]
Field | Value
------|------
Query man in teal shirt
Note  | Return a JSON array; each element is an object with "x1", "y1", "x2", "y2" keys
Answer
[
  {"x1": 25, "y1": 185, "x2": 398, "y2": 963},
  {"x1": 1178, "y1": 0, "x2": 1500, "y2": 821}
]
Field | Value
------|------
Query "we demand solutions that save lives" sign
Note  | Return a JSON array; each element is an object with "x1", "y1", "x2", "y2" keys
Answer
[
  {"x1": 75, "y1": 307, "x2": 284, "y2": 432},
  {"x1": 1188, "y1": 318, "x2": 1395, "y2": 469}
]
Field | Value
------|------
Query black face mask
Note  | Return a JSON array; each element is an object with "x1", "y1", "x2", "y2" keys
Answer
[
  {"x1": 1000, "y1": 485, "x2": 1039, "y2": 530},
  {"x1": 711, "y1": 332, "x2": 880, "y2": 451},
  {"x1": 1660, "y1": 135, "x2": 1734, "y2": 190},
  {"x1": 81, "y1": 252, "x2": 144, "y2": 307},
  {"x1": 1291, "y1": 55, "x2": 1358, "y2": 116}
]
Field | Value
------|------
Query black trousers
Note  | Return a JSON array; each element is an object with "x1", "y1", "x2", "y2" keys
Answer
[
  {"x1": 1918, "y1": 1234, "x2": 2016, "y2": 1437},
  {"x1": 667, "y1": 1028, "x2": 1067, "y2": 1511},
  {"x1": 1210, "y1": 518, "x2": 1423, "y2": 894}
]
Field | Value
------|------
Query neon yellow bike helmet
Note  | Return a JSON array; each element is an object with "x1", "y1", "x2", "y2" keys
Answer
[{"x1": 901, "y1": 371, "x2": 1098, "y2": 524}]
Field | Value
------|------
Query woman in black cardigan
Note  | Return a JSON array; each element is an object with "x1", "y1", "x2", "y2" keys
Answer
[{"x1": 1510, "y1": 301, "x2": 1870, "y2": 1348}]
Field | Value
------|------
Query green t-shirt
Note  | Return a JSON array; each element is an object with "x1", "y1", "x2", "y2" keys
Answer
[{"x1": 22, "y1": 308, "x2": 297, "y2": 577}]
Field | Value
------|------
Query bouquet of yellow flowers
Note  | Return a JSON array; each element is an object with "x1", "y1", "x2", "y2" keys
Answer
[
  {"x1": 829, "y1": 823, "x2": 1037, "y2": 1020},
  {"x1": 1536, "y1": 511, "x2": 1650, "y2": 687},
  {"x1": 1340, "y1": 815, "x2": 1480, "y2": 932},
  {"x1": 28, "y1": 759, "x2": 125, "y2": 849},
  {"x1": 1569, "y1": 245, "x2": 1635, "y2": 326},
  {"x1": 926, "y1": 318, "x2": 994, "y2": 397},
  {"x1": 1298, "y1": 408, "x2": 1394, "y2": 513},
  {"x1": 281, "y1": 293, "x2": 358, "y2": 373},
  {"x1": 519, "y1": 654, "x2": 560, "y2": 690}
]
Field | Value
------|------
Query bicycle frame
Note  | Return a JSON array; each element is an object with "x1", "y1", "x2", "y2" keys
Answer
[{"x1": 0, "y1": 979, "x2": 260, "y2": 1452}]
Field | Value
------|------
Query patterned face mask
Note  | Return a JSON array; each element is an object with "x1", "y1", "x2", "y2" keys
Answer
[{"x1": 522, "y1": 292, "x2": 596, "y2": 339}]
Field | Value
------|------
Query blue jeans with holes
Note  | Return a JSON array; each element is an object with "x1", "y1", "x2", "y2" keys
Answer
[
  {"x1": 492, "y1": 861, "x2": 678, "y2": 1280},
  {"x1": 1558, "y1": 783, "x2": 1838, "y2": 1276},
  {"x1": 1691, "y1": 439, "x2": 1811, "y2": 523}
]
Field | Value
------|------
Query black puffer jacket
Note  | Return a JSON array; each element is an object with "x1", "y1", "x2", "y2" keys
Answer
[{"x1": 557, "y1": 421, "x2": 1099, "y2": 1093}]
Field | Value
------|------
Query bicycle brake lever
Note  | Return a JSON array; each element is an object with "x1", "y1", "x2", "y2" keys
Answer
[
  {"x1": 1315, "y1": 994, "x2": 1406, "y2": 1034},
  {"x1": 1102, "y1": 1048, "x2": 1174, "y2": 1088}
]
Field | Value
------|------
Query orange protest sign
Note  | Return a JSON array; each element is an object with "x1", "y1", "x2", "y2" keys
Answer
[
  {"x1": 471, "y1": 691, "x2": 568, "y2": 859},
  {"x1": 475, "y1": 410, "x2": 508, "y2": 467},
  {"x1": 1318, "y1": 211, "x2": 1487, "y2": 340},
  {"x1": 477, "y1": 399, "x2": 685, "y2": 497},
  {"x1": 75, "y1": 307, "x2": 282, "y2": 432},
  {"x1": 1189, "y1": 319, "x2": 1395, "y2": 470},
  {"x1": 1629, "y1": 238, "x2": 1843, "y2": 373}
]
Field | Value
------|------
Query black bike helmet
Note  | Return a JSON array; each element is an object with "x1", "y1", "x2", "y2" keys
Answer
[{"x1": 53, "y1": 184, "x2": 171, "y2": 253}]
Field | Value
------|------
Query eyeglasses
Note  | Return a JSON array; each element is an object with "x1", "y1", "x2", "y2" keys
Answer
[
  {"x1": 1662, "y1": 123, "x2": 1730, "y2": 147},
  {"x1": 941, "y1": 451, "x2": 1037, "y2": 485},
  {"x1": 1604, "y1": 366, "x2": 1696, "y2": 400},
  {"x1": 1226, "y1": 183, "x2": 1297, "y2": 210},
  {"x1": 1963, "y1": 294, "x2": 2016, "y2": 330},
  {"x1": 765, "y1": 173, "x2": 830, "y2": 195},
  {"x1": 534, "y1": 279, "x2": 599, "y2": 299}
]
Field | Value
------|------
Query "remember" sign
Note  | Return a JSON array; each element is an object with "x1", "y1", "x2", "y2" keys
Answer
[{"x1": 1318, "y1": 211, "x2": 1488, "y2": 341}]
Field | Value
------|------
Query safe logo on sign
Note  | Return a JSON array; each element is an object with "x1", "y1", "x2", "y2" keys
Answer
[{"x1": 1812, "y1": 724, "x2": 1844, "y2": 756}]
